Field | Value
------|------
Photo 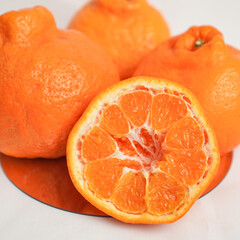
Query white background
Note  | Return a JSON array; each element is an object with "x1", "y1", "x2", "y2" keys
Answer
[{"x1": 0, "y1": 0, "x2": 240, "y2": 239}]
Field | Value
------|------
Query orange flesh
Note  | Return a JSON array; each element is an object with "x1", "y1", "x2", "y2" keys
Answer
[
  {"x1": 165, "y1": 117, "x2": 205, "y2": 149},
  {"x1": 78, "y1": 89, "x2": 212, "y2": 215},
  {"x1": 82, "y1": 126, "x2": 116, "y2": 161},
  {"x1": 147, "y1": 172, "x2": 187, "y2": 215},
  {"x1": 151, "y1": 94, "x2": 188, "y2": 130},
  {"x1": 119, "y1": 91, "x2": 152, "y2": 127},
  {"x1": 85, "y1": 158, "x2": 142, "y2": 199},
  {"x1": 100, "y1": 105, "x2": 129, "y2": 136},
  {"x1": 111, "y1": 172, "x2": 147, "y2": 214},
  {"x1": 159, "y1": 150, "x2": 207, "y2": 186}
]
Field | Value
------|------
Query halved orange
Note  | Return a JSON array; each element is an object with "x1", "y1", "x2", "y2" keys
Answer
[{"x1": 67, "y1": 77, "x2": 219, "y2": 224}]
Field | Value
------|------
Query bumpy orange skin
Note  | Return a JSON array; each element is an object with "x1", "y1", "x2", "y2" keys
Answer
[
  {"x1": 68, "y1": 0, "x2": 170, "y2": 80},
  {"x1": 0, "y1": 6, "x2": 119, "y2": 159},
  {"x1": 135, "y1": 26, "x2": 240, "y2": 154}
]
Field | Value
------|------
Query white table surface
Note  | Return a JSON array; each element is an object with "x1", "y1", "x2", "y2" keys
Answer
[{"x1": 0, "y1": 0, "x2": 240, "y2": 239}]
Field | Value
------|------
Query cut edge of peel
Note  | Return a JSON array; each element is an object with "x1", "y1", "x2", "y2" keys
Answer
[{"x1": 67, "y1": 76, "x2": 220, "y2": 224}]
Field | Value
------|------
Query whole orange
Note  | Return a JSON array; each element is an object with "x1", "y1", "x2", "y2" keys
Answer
[
  {"x1": 134, "y1": 26, "x2": 240, "y2": 154},
  {"x1": 0, "y1": 6, "x2": 119, "y2": 159},
  {"x1": 68, "y1": 0, "x2": 170, "y2": 80}
]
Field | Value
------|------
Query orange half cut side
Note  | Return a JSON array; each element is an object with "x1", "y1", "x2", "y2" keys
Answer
[{"x1": 67, "y1": 77, "x2": 220, "y2": 224}]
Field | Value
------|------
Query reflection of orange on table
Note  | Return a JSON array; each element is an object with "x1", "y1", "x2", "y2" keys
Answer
[
  {"x1": 0, "y1": 152, "x2": 232, "y2": 216},
  {"x1": 0, "y1": 154, "x2": 106, "y2": 216}
]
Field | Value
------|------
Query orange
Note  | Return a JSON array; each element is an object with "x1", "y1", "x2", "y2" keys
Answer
[
  {"x1": 67, "y1": 77, "x2": 219, "y2": 224},
  {"x1": 0, "y1": 6, "x2": 119, "y2": 159},
  {"x1": 134, "y1": 25, "x2": 240, "y2": 155},
  {"x1": 68, "y1": 0, "x2": 170, "y2": 79}
]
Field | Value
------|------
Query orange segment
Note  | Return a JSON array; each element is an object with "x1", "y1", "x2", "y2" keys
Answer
[
  {"x1": 67, "y1": 77, "x2": 220, "y2": 224},
  {"x1": 119, "y1": 91, "x2": 152, "y2": 127},
  {"x1": 151, "y1": 94, "x2": 188, "y2": 130},
  {"x1": 112, "y1": 172, "x2": 146, "y2": 214},
  {"x1": 116, "y1": 137, "x2": 138, "y2": 157},
  {"x1": 82, "y1": 126, "x2": 116, "y2": 161},
  {"x1": 165, "y1": 117, "x2": 204, "y2": 149},
  {"x1": 85, "y1": 158, "x2": 142, "y2": 199},
  {"x1": 147, "y1": 172, "x2": 187, "y2": 215},
  {"x1": 159, "y1": 150, "x2": 208, "y2": 186},
  {"x1": 100, "y1": 104, "x2": 129, "y2": 136},
  {"x1": 85, "y1": 158, "x2": 123, "y2": 199},
  {"x1": 85, "y1": 159, "x2": 123, "y2": 199}
]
